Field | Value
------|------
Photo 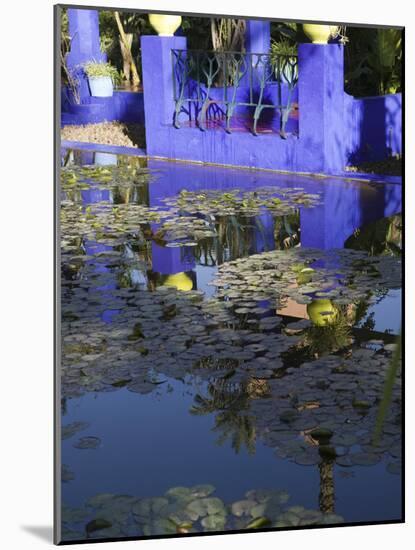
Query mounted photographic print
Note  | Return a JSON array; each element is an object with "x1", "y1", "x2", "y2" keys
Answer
[{"x1": 55, "y1": 4, "x2": 404, "y2": 544}]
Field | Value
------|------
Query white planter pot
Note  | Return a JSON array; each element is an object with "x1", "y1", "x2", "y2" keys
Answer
[
  {"x1": 88, "y1": 76, "x2": 114, "y2": 97},
  {"x1": 276, "y1": 57, "x2": 299, "y2": 86},
  {"x1": 149, "y1": 14, "x2": 182, "y2": 36}
]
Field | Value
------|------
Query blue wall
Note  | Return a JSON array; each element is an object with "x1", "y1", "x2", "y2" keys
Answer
[
  {"x1": 141, "y1": 36, "x2": 348, "y2": 175},
  {"x1": 344, "y1": 93, "x2": 402, "y2": 164},
  {"x1": 139, "y1": 31, "x2": 401, "y2": 175},
  {"x1": 61, "y1": 88, "x2": 144, "y2": 125}
]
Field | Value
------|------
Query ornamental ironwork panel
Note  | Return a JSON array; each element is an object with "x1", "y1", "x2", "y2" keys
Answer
[{"x1": 171, "y1": 49, "x2": 298, "y2": 137}]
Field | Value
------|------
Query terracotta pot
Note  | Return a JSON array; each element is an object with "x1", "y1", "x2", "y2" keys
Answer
[{"x1": 149, "y1": 14, "x2": 182, "y2": 37}]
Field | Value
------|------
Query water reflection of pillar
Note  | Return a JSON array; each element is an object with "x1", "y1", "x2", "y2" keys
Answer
[
  {"x1": 252, "y1": 213, "x2": 275, "y2": 254},
  {"x1": 81, "y1": 184, "x2": 119, "y2": 322},
  {"x1": 81, "y1": 188, "x2": 111, "y2": 204},
  {"x1": 300, "y1": 180, "x2": 393, "y2": 250},
  {"x1": 84, "y1": 240, "x2": 120, "y2": 323},
  {"x1": 74, "y1": 149, "x2": 95, "y2": 166},
  {"x1": 300, "y1": 183, "x2": 361, "y2": 250},
  {"x1": 319, "y1": 460, "x2": 335, "y2": 513},
  {"x1": 151, "y1": 242, "x2": 195, "y2": 275},
  {"x1": 147, "y1": 163, "x2": 197, "y2": 284}
]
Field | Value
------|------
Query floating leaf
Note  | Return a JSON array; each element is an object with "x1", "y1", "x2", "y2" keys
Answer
[{"x1": 73, "y1": 436, "x2": 101, "y2": 450}]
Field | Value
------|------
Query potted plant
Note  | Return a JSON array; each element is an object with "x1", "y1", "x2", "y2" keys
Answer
[{"x1": 83, "y1": 61, "x2": 121, "y2": 97}]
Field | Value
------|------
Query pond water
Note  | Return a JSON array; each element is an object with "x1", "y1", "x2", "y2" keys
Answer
[{"x1": 59, "y1": 149, "x2": 402, "y2": 542}]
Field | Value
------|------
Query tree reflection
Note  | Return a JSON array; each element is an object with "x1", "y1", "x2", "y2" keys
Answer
[{"x1": 190, "y1": 366, "x2": 271, "y2": 455}]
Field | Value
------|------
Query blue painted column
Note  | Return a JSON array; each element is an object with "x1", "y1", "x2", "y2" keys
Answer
[
  {"x1": 243, "y1": 20, "x2": 271, "y2": 90},
  {"x1": 244, "y1": 20, "x2": 270, "y2": 53},
  {"x1": 298, "y1": 44, "x2": 345, "y2": 174},
  {"x1": 141, "y1": 35, "x2": 187, "y2": 157},
  {"x1": 66, "y1": 9, "x2": 106, "y2": 102}
]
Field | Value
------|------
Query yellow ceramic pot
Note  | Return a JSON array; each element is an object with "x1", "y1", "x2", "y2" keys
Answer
[
  {"x1": 163, "y1": 272, "x2": 193, "y2": 291},
  {"x1": 307, "y1": 299, "x2": 338, "y2": 326},
  {"x1": 303, "y1": 24, "x2": 338, "y2": 44},
  {"x1": 149, "y1": 14, "x2": 182, "y2": 37}
]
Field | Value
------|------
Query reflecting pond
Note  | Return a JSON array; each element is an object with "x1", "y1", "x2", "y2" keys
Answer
[{"x1": 59, "y1": 149, "x2": 402, "y2": 541}]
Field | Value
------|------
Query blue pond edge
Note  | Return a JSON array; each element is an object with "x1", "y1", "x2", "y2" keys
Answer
[
  {"x1": 339, "y1": 171, "x2": 402, "y2": 186},
  {"x1": 61, "y1": 140, "x2": 147, "y2": 157},
  {"x1": 60, "y1": 140, "x2": 402, "y2": 186}
]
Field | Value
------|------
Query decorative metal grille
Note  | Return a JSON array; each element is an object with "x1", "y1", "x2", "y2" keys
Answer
[{"x1": 171, "y1": 49, "x2": 298, "y2": 137}]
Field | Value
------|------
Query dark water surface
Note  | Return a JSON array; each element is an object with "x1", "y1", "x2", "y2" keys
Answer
[{"x1": 60, "y1": 149, "x2": 402, "y2": 541}]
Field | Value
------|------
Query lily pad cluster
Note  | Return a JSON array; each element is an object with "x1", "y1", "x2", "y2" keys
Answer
[
  {"x1": 161, "y1": 187, "x2": 321, "y2": 218},
  {"x1": 249, "y1": 349, "x2": 401, "y2": 471},
  {"x1": 61, "y1": 283, "x2": 299, "y2": 399},
  {"x1": 61, "y1": 485, "x2": 343, "y2": 541},
  {"x1": 61, "y1": 269, "x2": 401, "y2": 479},
  {"x1": 61, "y1": 159, "x2": 150, "y2": 192},
  {"x1": 212, "y1": 247, "x2": 401, "y2": 307},
  {"x1": 60, "y1": 164, "x2": 323, "y2": 250}
]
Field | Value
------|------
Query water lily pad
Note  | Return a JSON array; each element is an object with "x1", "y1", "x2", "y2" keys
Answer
[
  {"x1": 350, "y1": 452, "x2": 381, "y2": 466},
  {"x1": 165, "y1": 486, "x2": 192, "y2": 500},
  {"x1": 85, "y1": 518, "x2": 112, "y2": 536},
  {"x1": 73, "y1": 436, "x2": 101, "y2": 450},
  {"x1": 190, "y1": 484, "x2": 216, "y2": 498},
  {"x1": 231, "y1": 499, "x2": 256, "y2": 517},
  {"x1": 201, "y1": 514, "x2": 226, "y2": 531},
  {"x1": 245, "y1": 516, "x2": 272, "y2": 529},
  {"x1": 62, "y1": 464, "x2": 75, "y2": 482},
  {"x1": 386, "y1": 461, "x2": 401, "y2": 475},
  {"x1": 62, "y1": 421, "x2": 90, "y2": 440}
]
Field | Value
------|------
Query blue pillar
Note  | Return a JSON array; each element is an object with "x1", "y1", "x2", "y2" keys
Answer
[
  {"x1": 141, "y1": 35, "x2": 187, "y2": 157},
  {"x1": 66, "y1": 9, "x2": 106, "y2": 102},
  {"x1": 244, "y1": 20, "x2": 270, "y2": 53},
  {"x1": 298, "y1": 44, "x2": 345, "y2": 174},
  {"x1": 243, "y1": 20, "x2": 271, "y2": 90}
]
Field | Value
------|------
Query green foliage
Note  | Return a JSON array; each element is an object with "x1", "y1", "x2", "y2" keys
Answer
[
  {"x1": 270, "y1": 38, "x2": 297, "y2": 58},
  {"x1": 345, "y1": 27, "x2": 403, "y2": 96},
  {"x1": 270, "y1": 21, "x2": 298, "y2": 43},
  {"x1": 98, "y1": 11, "x2": 154, "y2": 81},
  {"x1": 367, "y1": 28, "x2": 402, "y2": 94},
  {"x1": 373, "y1": 331, "x2": 401, "y2": 444},
  {"x1": 181, "y1": 17, "x2": 212, "y2": 50},
  {"x1": 304, "y1": 308, "x2": 353, "y2": 357},
  {"x1": 344, "y1": 214, "x2": 402, "y2": 256},
  {"x1": 346, "y1": 157, "x2": 402, "y2": 176}
]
